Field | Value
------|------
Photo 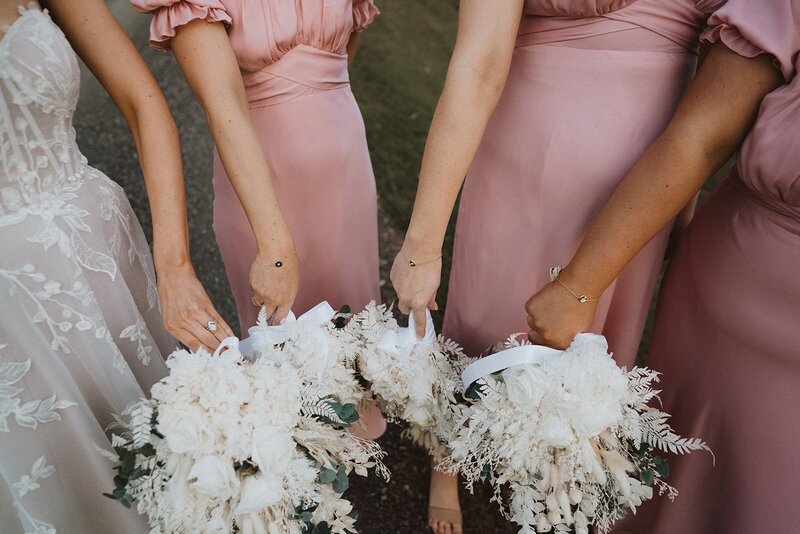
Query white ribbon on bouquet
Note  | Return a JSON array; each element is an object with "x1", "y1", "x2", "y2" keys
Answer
[
  {"x1": 460, "y1": 333, "x2": 608, "y2": 390},
  {"x1": 212, "y1": 301, "x2": 337, "y2": 380},
  {"x1": 376, "y1": 309, "x2": 437, "y2": 357}
]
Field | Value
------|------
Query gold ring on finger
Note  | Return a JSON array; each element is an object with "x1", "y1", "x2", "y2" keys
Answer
[{"x1": 251, "y1": 296, "x2": 262, "y2": 307}]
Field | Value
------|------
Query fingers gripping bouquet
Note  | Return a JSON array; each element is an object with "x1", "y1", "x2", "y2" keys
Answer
[
  {"x1": 440, "y1": 333, "x2": 710, "y2": 534},
  {"x1": 103, "y1": 302, "x2": 388, "y2": 534}
]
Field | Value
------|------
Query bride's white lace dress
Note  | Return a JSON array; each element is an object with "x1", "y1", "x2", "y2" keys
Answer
[{"x1": 0, "y1": 5, "x2": 175, "y2": 532}]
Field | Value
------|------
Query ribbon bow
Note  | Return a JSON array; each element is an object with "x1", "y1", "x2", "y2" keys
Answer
[{"x1": 213, "y1": 302, "x2": 337, "y2": 380}]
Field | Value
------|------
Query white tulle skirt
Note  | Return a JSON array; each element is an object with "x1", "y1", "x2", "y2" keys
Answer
[{"x1": 0, "y1": 168, "x2": 174, "y2": 533}]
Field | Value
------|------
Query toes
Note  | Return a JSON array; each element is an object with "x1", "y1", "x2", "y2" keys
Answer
[
  {"x1": 442, "y1": 522, "x2": 453, "y2": 534},
  {"x1": 453, "y1": 523, "x2": 463, "y2": 534}
]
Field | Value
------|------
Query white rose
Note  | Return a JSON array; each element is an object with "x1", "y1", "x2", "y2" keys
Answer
[
  {"x1": 502, "y1": 365, "x2": 547, "y2": 409},
  {"x1": 251, "y1": 427, "x2": 295, "y2": 475},
  {"x1": 158, "y1": 403, "x2": 215, "y2": 454},
  {"x1": 570, "y1": 400, "x2": 622, "y2": 437},
  {"x1": 236, "y1": 472, "x2": 284, "y2": 514},
  {"x1": 536, "y1": 413, "x2": 576, "y2": 448},
  {"x1": 188, "y1": 456, "x2": 239, "y2": 498}
]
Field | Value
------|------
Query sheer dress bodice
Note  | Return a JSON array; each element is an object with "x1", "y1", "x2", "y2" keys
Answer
[{"x1": 0, "y1": 6, "x2": 88, "y2": 222}]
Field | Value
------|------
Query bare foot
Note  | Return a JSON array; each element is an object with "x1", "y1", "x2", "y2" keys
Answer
[{"x1": 428, "y1": 459, "x2": 463, "y2": 534}]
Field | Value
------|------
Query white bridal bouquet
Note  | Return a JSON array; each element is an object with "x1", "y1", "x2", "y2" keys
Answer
[
  {"x1": 103, "y1": 303, "x2": 388, "y2": 534},
  {"x1": 439, "y1": 333, "x2": 710, "y2": 534},
  {"x1": 340, "y1": 303, "x2": 472, "y2": 461}
]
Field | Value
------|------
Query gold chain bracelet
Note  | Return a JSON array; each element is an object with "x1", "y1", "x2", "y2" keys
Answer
[{"x1": 551, "y1": 266, "x2": 599, "y2": 303}]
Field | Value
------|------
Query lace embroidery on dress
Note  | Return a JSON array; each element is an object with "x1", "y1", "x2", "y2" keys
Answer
[
  {"x1": 0, "y1": 5, "x2": 159, "y2": 362},
  {"x1": 0, "y1": 357, "x2": 77, "y2": 432},
  {"x1": 0, "y1": 343, "x2": 75, "y2": 534},
  {"x1": 14, "y1": 456, "x2": 59, "y2": 534}
]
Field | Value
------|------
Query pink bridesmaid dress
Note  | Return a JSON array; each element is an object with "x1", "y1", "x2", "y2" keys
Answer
[
  {"x1": 443, "y1": 0, "x2": 725, "y2": 368},
  {"x1": 131, "y1": 0, "x2": 386, "y2": 439},
  {"x1": 131, "y1": 0, "x2": 381, "y2": 331},
  {"x1": 615, "y1": 1, "x2": 800, "y2": 532}
]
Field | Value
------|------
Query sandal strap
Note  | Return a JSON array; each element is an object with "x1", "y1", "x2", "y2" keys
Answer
[{"x1": 428, "y1": 505, "x2": 463, "y2": 525}]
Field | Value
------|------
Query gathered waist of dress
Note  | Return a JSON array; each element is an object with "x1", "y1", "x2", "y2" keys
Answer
[
  {"x1": 517, "y1": 0, "x2": 707, "y2": 53},
  {"x1": 516, "y1": 17, "x2": 684, "y2": 52},
  {"x1": 241, "y1": 44, "x2": 351, "y2": 108},
  {"x1": 728, "y1": 168, "x2": 800, "y2": 235}
]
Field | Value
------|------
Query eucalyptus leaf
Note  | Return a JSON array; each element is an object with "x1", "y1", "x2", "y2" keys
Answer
[
  {"x1": 332, "y1": 465, "x2": 349, "y2": 494},
  {"x1": 120, "y1": 454, "x2": 135, "y2": 475},
  {"x1": 655, "y1": 460, "x2": 670, "y2": 478},
  {"x1": 317, "y1": 467, "x2": 337, "y2": 484}
]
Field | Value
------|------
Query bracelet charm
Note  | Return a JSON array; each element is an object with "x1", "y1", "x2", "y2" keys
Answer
[{"x1": 551, "y1": 265, "x2": 599, "y2": 303}]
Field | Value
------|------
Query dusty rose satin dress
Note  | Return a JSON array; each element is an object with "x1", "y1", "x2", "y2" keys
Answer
[
  {"x1": 616, "y1": 2, "x2": 800, "y2": 532},
  {"x1": 132, "y1": 0, "x2": 381, "y2": 331},
  {"x1": 443, "y1": 0, "x2": 725, "y2": 368},
  {"x1": 132, "y1": 0, "x2": 385, "y2": 439}
]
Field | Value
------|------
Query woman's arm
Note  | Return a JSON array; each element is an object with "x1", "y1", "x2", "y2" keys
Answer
[
  {"x1": 48, "y1": 0, "x2": 234, "y2": 351},
  {"x1": 170, "y1": 19, "x2": 299, "y2": 324},
  {"x1": 391, "y1": 0, "x2": 525, "y2": 337},
  {"x1": 525, "y1": 42, "x2": 783, "y2": 349}
]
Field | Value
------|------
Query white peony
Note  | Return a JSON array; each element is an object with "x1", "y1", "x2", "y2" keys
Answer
[
  {"x1": 158, "y1": 403, "x2": 216, "y2": 455},
  {"x1": 236, "y1": 472, "x2": 284, "y2": 514},
  {"x1": 188, "y1": 456, "x2": 239, "y2": 499},
  {"x1": 250, "y1": 427, "x2": 295, "y2": 476}
]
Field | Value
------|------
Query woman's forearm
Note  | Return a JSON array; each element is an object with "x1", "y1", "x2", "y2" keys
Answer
[
  {"x1": 171, "y1": 20, "x2": 295, "y2": 259},
  {"x1": 403, "y1": 0, "x2": 524, "y2": 255},
  {"x1": 404, "y1": 65, "x2": 507, "y2": 252},
  {"x1": 202, "y1": 90, "x2": 294, "y2": 255},
  {"x1": 125, "y1": 99, "x2": 193, "y2": 273},
  {"x1": 170, "y1": 19, "x2": 298, "y2": 321},
  {"x1": 559, "y1": 43, "x2": 782, "y2": 298},
  {"x1": 559, "y1": 129, "x2": 719, "y2": 295},
  {"x1": 48, "y1": 0, "x2": 193, "y2": 272}
]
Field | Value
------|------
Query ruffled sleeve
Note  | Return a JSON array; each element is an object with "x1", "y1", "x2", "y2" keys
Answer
[
  {"x1": 352, "y1": 0, "x2": 379, "y2": 33},
  {"x1": 700, "y1": 0, "x2": 800, "y2": 82},
  {"x1": 130, "y1": 0, "x2": 232, "y2": 52}
]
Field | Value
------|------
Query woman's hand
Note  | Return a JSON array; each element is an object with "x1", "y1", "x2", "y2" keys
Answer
[
  {"x1": 157, "y1": 264, "x2": 234, "y2": 352},
  {"x1": 249, "y1": 240, "x2": 299, "y2": 325},
  {"x1": 525, "y1": 280, "x2": 597, "y2": 350},
  {"x1": 390, "y1": 248, "x2": 441, "y2": 339}
]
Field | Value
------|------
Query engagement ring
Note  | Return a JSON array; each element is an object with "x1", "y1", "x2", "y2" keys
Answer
[{"x1": 206, "y1": 320, "x2": 217, "y2": 332}]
